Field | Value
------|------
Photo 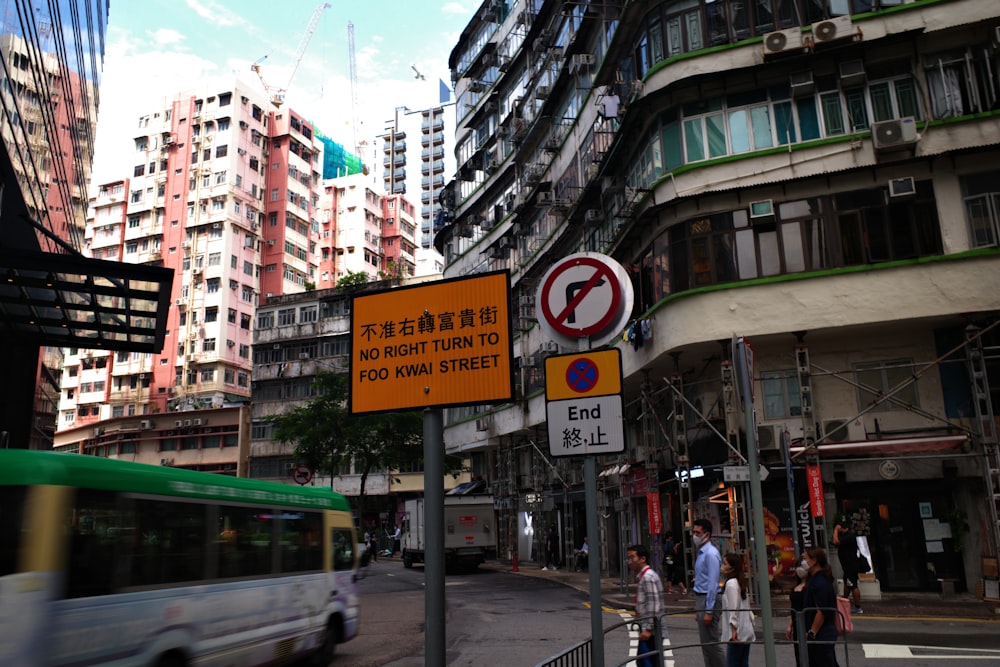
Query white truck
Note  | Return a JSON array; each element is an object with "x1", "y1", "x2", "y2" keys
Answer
[{"x1": 401, "y1": 495, "x2": 496, "y2": 571}]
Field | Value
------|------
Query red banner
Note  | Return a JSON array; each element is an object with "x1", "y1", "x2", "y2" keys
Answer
[
  {"x1": 806, "y1": 464, "x2": 825, "y2": 517},
  {"x1": 646, "y1": 492, "x2": 662, "y2": 535}
]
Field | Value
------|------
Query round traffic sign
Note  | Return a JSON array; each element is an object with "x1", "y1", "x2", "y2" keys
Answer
[
  {"x1": 566, "y1": 357, "x2": 599, "y2": 393},
  {"x1": 536, "y1": 253, "x2": 633, "y2": 345},
  {"x1": 292, "y1": 465, "x2": 313, "y2": 485}
]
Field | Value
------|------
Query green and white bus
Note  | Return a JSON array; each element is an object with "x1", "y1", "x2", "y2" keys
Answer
[{"x1": 0, "y1": 449, "x2": 360, "y2": 666}]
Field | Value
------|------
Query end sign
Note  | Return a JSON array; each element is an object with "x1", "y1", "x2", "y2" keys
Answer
[{"x1": 349, "y1": 271, "x2": 513, "y2": 414}]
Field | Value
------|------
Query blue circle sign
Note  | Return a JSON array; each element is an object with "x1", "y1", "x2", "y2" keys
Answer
[{"x1": 566, "y1": 357, "x2": 599, "y2": 393}]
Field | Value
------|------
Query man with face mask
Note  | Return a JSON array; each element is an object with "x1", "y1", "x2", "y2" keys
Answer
[{"x1": 692, "y1": 518, "x2": 725, "y2": 667}]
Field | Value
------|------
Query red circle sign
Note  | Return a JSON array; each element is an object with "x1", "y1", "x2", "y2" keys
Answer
[
  {"x1": 292, "y1": 465, "x2": 313, "y2": 485},
  {"x1": 539, "y1": 256, "x2": 624, "y2": 338}
]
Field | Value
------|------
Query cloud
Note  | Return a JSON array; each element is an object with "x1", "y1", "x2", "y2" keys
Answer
[
  {"x1": 441, "y1": 2, "x2": 469, "y2": 15},
  {"x1": 184, "y1": 0, "x2": 245, "y2": 27},
  {"x1": 151, "y1": 28, "x2": 185, "y2": 47}
]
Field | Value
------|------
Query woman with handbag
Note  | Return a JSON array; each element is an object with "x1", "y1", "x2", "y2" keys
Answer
[
  {"x1": 833, "y1": 517, "x2": 863, "y2": 614},
  {"x1": 721, "y1": 552, "x2": 756, "y2": 667}
]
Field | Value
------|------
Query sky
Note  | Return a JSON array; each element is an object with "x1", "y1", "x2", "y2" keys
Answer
[{"x1": 91, "y1": 0, "x2": 478, "y2": 185}]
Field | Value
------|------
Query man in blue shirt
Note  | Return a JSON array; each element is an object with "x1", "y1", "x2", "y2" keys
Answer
[{"x1": 692, "y1": 518, "x2": 725, "y2": 667}]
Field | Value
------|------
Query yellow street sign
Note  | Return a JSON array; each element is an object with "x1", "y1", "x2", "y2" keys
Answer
[
  {"x1": 544, "y1": 349, "x2": 622, "y2": 402},
  {"x1": 350, "y1": 271, "x2": 513, "y2": 414}
]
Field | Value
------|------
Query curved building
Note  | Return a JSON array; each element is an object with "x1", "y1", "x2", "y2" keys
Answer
[{"x1": 441, "y1": 0, "x2": 1000, "y2": 594}]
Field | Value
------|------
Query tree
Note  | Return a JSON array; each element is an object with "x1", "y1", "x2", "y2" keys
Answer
[
  {"x1": 268, "y1": 372, "x2": 422, "y2": 521},
  {"x1": 335, "y1": 270, "x2": 370, "y2": 293}
]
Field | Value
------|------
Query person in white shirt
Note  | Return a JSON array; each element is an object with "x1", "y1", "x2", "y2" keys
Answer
[
  {"x1": 574, "y1": 537, "x2": 589, "y2": 571},
  {"x1": 720, "y1": 552, "x2": 756, "y2": 667}
]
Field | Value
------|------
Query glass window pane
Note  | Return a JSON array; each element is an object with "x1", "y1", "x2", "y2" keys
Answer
[
  {"x1": 663, "y1": 122, "x2": 683, "y2": 169},
  {"x1": 869, "y1": 82, "x2": 893, "y2": 123},
  {"x1": 707, "y1": 113, "x2": 727, "y2": 157},
  {"x1": 758, "y1": 229, "x2": 781, "y2": 276},
  {"x1": 729, "y1": 109, "x2": 751, "y2": 153},
  {"x1": 894, "y1": 79, "x2": 920, "y2": 120},
  {"x1": 736, "y1": 229, "x2": 758, "y2": 279},
  {"x1": 280, "y1": 511, "x2": 323, "y2": 573},
  {"x1": 685, "y1": 119, "x2": 705, "y2": 161},
  {"x1": 762, "y1": 376, "x2": 788, "y2": 420},
  {"x1": 782, "y1": 222, "x2": 805, "y2": 272},
  {"x1": 846, "y1": 90, "x2": 869, "y2": 130},
  {"x1": 218, "y1": 504, "x2": 274, "y2": 577},
  {"x1": 821, "y1": 94, "x2": 845, "y2": 135},
  {"x1": 751, "y1": 105, "x2": 774, "y2": 148},
  {"x1": 797, "y1": 97, "x2": 821, "y2": 140}
]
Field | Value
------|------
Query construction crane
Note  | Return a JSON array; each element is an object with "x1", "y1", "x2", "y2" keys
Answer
[
  {"x1": 252, "y1": 2, "x2": 331, "y2": 107},
  {"x1": 348, "y1": 21, "x2": 362, "y2": 160}
]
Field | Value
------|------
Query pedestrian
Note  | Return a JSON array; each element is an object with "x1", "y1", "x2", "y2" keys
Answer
[
  {"x1": 833, "y1": 517, "x2": 863, "y2": 614},
  {"x1": 392, "y1": 525, "x2": 401, "y2": 555},
  {"x1": 803, "y1": 547, "x2": 839, "y2": 667},
  {"x1": 543, "y1": 527, "x2": 557, "y2": 570},
  {"x1": 627, "y1": 543, "x2": 665, "y2": 667},
  {"x1": 692, "y1": 518, "x2": 726, "y2": 667},
  {"x1": 785, "y1": 559, "x2": 809, "y2": 667},
  {"x1": 720, "y1": 552, "x2": 755, "y2": 667},
  {"x1": 662, "y1": 531, "x2": 687, "y2": 596},
  {"x1": 574, "y1": 536, "x2": 589, "y2": 571},
  {"x1": 365, "y1": 529, "x2": 377, "y2": 562}
]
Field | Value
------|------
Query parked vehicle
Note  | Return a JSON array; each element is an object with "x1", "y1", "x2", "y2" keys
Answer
[{"x1": 401, "y1": 494, "x2": 496, "y2": 571}]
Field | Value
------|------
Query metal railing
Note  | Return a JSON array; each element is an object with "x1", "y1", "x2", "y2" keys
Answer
[{"x1": 535, "y1": 605, "x2": 853, "y2": 667}]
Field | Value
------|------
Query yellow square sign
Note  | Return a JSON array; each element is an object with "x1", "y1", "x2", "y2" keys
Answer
[
  {"x1": 350, "y1": 271, "x2": 513, "y2": 414},
  {"x1": 544, "y1": 349, "x2": 622, "y2": 402}
]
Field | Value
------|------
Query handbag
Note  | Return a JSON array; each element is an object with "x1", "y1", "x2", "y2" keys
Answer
[
  {"x1": 835, "y1": 596, "x2": 854, "y2": 635},
  {"x1": 857, "y1": 554, "x2": 871, "y2": 574}
]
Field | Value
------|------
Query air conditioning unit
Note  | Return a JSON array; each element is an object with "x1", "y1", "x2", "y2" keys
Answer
[
  {"x1": 584, "y1": 209, "x2": 601, "y2": 224},
  {"x1": 536, "y1": 191, "x2": 555, "y2": 205},
  {"x1": 183, "y1": 419, "x2": 193, "y2": 427},
  {"x1": 811, "y1": 15, "x2": 855, "y2": 45},
  {"x1": 299, "y1": 352, "x2": 311, "y2": 359},
  {"x1": 193, "y1": 418, "x2": 203, "y2": 426},
  {"x1": 790, "y1": 71, "x2": 814, "y2": 97},
  {"x1": 475, "y1": 417, "x2": 491, "y2": 432},
  {"x1": 838, "y1": 60, "x2": 866, "y2": 87},
  {"x1": 536, "y1": 85, "x2": 550, "y2": 99},
  {"x1": 749, "y1": 199, "x2": 775, "y2": 222},
  {"x1": 139, "y1": 419, "x2": 152, "y2": 430},
  {"x1": 519, "y1": 356, "x2": 536, "y2": 368},
  {"x1": 821, "y1": 418, "x2": 863, "y2": 443},
  {"x1": 175, "y1": 298, "x2": 185, "y2": 306},
  {"x1": 585, "y1": 163, "x2": 599, "y2": 180},
  {"x1": 757, "y1": 424, "x2": 787, "y2": 451},
  {"x1": 872, "y1": 117, "x2": 918, "y2": 152},
  {"x1": 226, "y1": 340, "x2": 235, "y2": 347},
  {"x1": 175, "y1": 420, "x2": 184, "y2": 428},
  {"x1": 888, "y1": 176, "x2": 916, "y2": 198},
  {"x1": 570, "y1": 53, "x2": 595, "y2": 72},
  {"x1": 763, "y1": 28, "x2": 804, "y2": 55},
  {"x1": 542, "y1": 341, "x2": 559, "y2": 353},
  {"x1": 93, "y1": 427, "x2": 103, "y2": 437},
  {"x1": 160, "y1": 458, "x2": 174, "y2": 466}
]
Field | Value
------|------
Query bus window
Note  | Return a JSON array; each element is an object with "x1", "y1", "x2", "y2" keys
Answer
[
  {"x1": 279, "y1": 510, "x2": 323, "y2": 573},
  {"x1": 131, "y1": 497, "x2": 208, "y2": 586},
  {"x1": 332, "y1": 527, "x2": 354, "y2": 571},
  {"x1": 217, "y1": 504, "x2": 274, "y2": 578},
  {"x1": 66, "y1": 489, "x2": 124, "y2": 598},
  {"x1": 0, "y1": 487, "x2": 25, "y2": 576}
]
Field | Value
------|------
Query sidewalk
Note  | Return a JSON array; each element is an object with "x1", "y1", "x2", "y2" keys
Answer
[{"x1": 481, "y1": 560, "x2": 1000, "y2": 621}]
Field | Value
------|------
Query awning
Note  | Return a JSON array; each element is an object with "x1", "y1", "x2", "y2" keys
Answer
[
  {"x1": 0, "y1": 248, "x2": 173, "y2": 352},
  {"x1": 790, "y1": 434, "x2": 970, "y2": 459}
]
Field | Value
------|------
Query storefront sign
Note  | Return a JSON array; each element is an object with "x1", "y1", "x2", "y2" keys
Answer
[
  {"x1": 647, "y1": 492, "x2": 662, "y2": 535},
  {"x1": 806, "y1": 464, "x2": 825, "y2": 517}
]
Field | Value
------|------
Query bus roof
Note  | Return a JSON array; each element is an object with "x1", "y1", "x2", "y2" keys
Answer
[{"x1": 0, "y1": 450, "x2": 351, "y2": 512}]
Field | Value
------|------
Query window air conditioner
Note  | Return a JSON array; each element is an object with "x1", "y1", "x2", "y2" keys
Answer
[
  {"x1": 299, "y1": 352, "x2": 311, "y2": 359},
  {"x1": 749, "y1": 199, "x2": 775, "y2": 222},
  {"x1": 536, "y1": 191, "x2": 554, "y2": 205},
  {"x1": 821, "y1": 419, "x2": 862, "y2": 443},
  {"x1": 790, "y1": 71, "x2": 814, "y2": 97},
  {"x1": 139, "y1": 419, "x2": 152, "y2": 430},
  {"x1": 193, "y1": 419, "x2": 203, "y2": 426},
  {"x1": 756, "y1": 424, "x2": 787, "y2": 451},
  {"x1": 475, "y1": 417, "x2": 491, "y2": 432},
  {"x1": 763, "y1": 28, "x2": 804, "y2": 55},
  {"x1": 811, "y1": 15, "x2": 855, "y2": 44},
  {"x1": 888, "y1": 176, "x2": 916, "y2": 198},
  {"x1": 872, "y1": 117, "x2": 918, "y2": 152},
  {"x1": 838, "y1": 60, "x2": 866, "y2": 87},
  {"x1": 585, "y1": 209, "x2": 601, "y2": 223}
]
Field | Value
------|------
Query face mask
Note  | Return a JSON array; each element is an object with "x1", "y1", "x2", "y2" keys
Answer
[
  {"x1": 795, "y1": 566, "x2": 809, "y2": 579},
  {"x1": 693, "y1": 533, "x2": 708, "y2": 547},
  {"x1": 800, "y1": 559, "x2": 808, "y2": 570}
]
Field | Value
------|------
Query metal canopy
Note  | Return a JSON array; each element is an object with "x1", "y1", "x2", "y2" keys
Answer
[{"x1": 0, "y1": 249, "x2": 174, "y2": 352}]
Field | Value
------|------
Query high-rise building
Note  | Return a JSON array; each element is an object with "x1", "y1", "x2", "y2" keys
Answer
[
  {"x1": 442, "y1": 0, "x2": 1000, "y2": 595},
  {"x1": 54, "y1": 80, "x2": 323, "y2": 462},
  {"x1": 0, "y1": 3, "x2": 171, "y2": 450}
]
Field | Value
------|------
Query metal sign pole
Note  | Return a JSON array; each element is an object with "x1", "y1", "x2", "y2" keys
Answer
[{"x1": 424, "y1": 408, "x2": 445, "y2": 667}]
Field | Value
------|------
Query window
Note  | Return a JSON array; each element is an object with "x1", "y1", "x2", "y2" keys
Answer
[
  {"x1": 257, "y1": 312, "x2": 274, "y2": 329},
  {"x1": 200, "y1": 368, "x2": 215, "y2": 382},
  {"x1": 299, "y1": 306, "x2": 318, "y2": 323},
  {"x1": 205, "y1": 307, "x2": 218, "y2": 323},
  {"x1": 854, "y1": 359, "x2": 921, "y2": 412},
  {"x1": 228, "y1": 308, "x2": 237, "y2": 324},
  {"x1": 239, "y1": 344, "x2": 250, "y2": 359},
  {"x1": 241, "y1": 313, "x2": 252, "y2": 330},
  {"x1": 962, "y1": 171, "x2": 1000, "y2": 248},
  {"x1": 761, "y1": 371, "x2": 802, "y2": 420},
  {"x1": 206, "y1": 278, "x2": 221, "y2": 293},
  {"x1": 203, "y1": 338, "x2": 216, "y2": 352},
  {"x1": 278, "y1": 308, "x2": 296, "y2": 326}
]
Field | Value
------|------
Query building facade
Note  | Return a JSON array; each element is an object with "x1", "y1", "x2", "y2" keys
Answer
[
  {"x1": 440, "y1": 0, "x2": 1000, "y2": 595},
  {"x1": 0, "y1": 2, "x2": 171, "y2": 451},
  {"x1": 56, "y1": 80, "x2": 325, "y2": 462}
]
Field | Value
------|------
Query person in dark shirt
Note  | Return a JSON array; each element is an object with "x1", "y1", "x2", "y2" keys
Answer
[
  {"x1": 803, "y1": 547, "x2": 839, "y2": 667},
  {"x1": 833, "y1": 517, "x2": 862, "y2": 614}
]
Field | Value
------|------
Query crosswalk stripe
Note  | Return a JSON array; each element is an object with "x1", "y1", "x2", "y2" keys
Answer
[
  {"x1": 620, "y1": 611, "x2": 674, "y2": 666},
  {"x1": 863, "y1": 643, "x2": 1000, "y2": 660}
]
